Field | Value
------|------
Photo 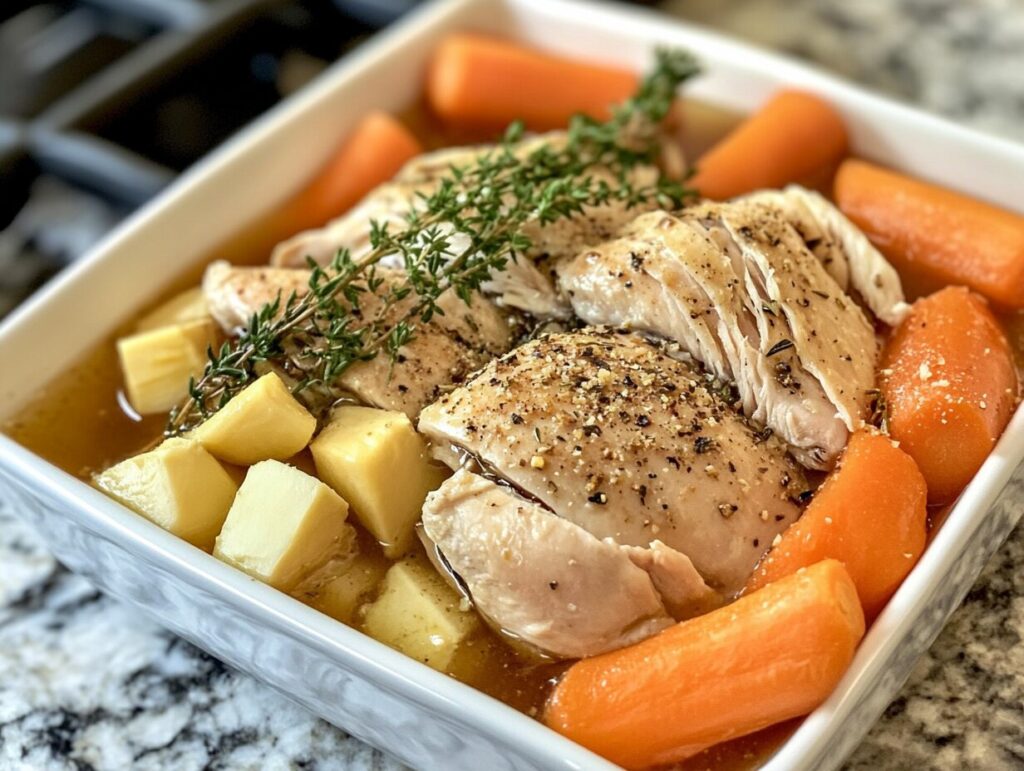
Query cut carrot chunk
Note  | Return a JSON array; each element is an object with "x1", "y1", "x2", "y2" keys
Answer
[
  {"x1": 746, "y1": 431, "x2": 927, "y2": 620},
  {"x1": 286, "y1": 111, "x2": 422, "y2": 231},
  {"x1": 545, "y1": 560, "x2": 864, "y2": 770},
  {"x1": 880, "y1": 286, "x2": 1018, "y2": 504},
  {"x1": 426, "y1": 34, "x2": 638, "y2": 130},
  {"x1": 835, "y1": 159, "x2": 1024, "y2": 308},
  {"x1": 690, "y1": 90, "x2": 848, "y2": 200}
]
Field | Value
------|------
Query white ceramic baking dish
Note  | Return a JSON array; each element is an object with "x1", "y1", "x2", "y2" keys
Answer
[{"x1": 2, "y1": 0, "x2": 1023, "y2": 768}]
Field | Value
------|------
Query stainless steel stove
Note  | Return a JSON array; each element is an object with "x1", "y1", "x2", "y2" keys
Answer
[{"x1": 0, "y1": 0, "x2": 416, "y2": 318}]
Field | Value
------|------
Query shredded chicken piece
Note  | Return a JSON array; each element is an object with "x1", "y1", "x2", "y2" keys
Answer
[
  {"x1": 558, "y1": 192, "x2": 900, "y2": 469},
  {"x1": 270, "y1": 134, "x2": 683, "y2": 319},
  {"x1": 202, "y1": 261, "x2": 513, "y2": 417}
]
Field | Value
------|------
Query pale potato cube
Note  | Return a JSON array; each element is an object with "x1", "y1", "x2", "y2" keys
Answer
[
  {"x1": 117, "y1": 320, "x2": 217, "y2": 415},
  {"x1": 193, "y1": 372, "x2": 316, "y2": 465},
  {"x1": 310, "y1": 407, "x2": 448, "y2": 557},
  {"x1": 313, "y1": 552, "x2": 388, "y2": 624},
  {"x1": 95, "y1": 438, "x2": 237, "y2": 550},
  {"x1": 362, "y1": 556, "x2": 479, "y2": 671},
  {"x1": 214, "y1": 460, "x2": 353, "y2": 592},
  {"x1": 137, "y1": 287, "x2": 209, "y2": 332}
]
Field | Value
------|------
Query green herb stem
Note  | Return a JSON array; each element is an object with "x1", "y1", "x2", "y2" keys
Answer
[{"x1": 168, "y1": 48, "x2": 700, "y2": 434}]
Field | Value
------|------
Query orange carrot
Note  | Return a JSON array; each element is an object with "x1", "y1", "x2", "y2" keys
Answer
[
  {"x1": 286, "y1": 111, "x2": 422, "y2": 230},
  {"x1": 426, "y1": 34, "x2": 638, "y2": 131},
  {"x1": 690, "y1": 90, "x2": 848, "y2": 200},
  {"x1": 835, "y1": 159, "x2": 1024, "y2": 308},
  {"x1": 545, "y1": 560, "x2": 864, "y2": 770},
  {"x1": 746, "y1": 431, "x2": 927, "y2": 620},
  {"x1": 880, "y1": 286, "x2": 1018, "y2": 504}
]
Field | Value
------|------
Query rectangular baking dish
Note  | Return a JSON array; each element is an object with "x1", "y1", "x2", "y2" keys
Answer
[{"x1": 2, "y1": 1, "x2": 1023, "y2": 769}]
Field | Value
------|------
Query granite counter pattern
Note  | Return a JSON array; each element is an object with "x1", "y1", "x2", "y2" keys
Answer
[{"x1": 3, "y1": 0, "x2": 1024, "y2": 769}]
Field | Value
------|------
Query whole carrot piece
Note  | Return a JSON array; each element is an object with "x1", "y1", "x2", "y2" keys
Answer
[
  {"x1": 881, "y1": 286, "x2": 1018, "y2": 504},
  {"x1": 746, "y1": 431, "x2": 927, "y2": 620},
  {"x1": 835, "y1": 159, "x2": 1024, "y2": 308},
  {"x1": 545, "y1": 560, "x2": 865, "y2": 770},
  {"x1": 690, "y1": 90, "x2": 848, "y2": 200},
  {"x1": 426, "y1": 34, "x2": 638, "y2": 131},
  {"x1": 285, "y1": 111, "x2": 422, "y2": 230}
]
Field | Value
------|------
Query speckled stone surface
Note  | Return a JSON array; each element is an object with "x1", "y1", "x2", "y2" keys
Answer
[{"x1": 2, "y1": 1, "x2": 1024, "y2": 769}]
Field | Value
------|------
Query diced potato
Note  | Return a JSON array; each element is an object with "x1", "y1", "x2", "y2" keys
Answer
[
  {"x1": 117, "y1": 320, "x2": 217, "y2": 415},
  {"x1": 313, "y1": 552, "x2": 388, "y2": 624},
  {"x1": 136, "y1": 287, "x2": 210, "y2": 332},
  {"x1": 193, "y1": 372, "x2": 316, "y2": 465},
  {"x1": 362, "y1": 556, "x2": 479, "y2": 671},
  {"x1": 310, "y1": 406, "x2": 449, "y2": 557},
  {"x1": 94, "y1": 438, "x2": 238, "y2": 550},
  {"x1": 214, "y1": 460, "x2": 354, "y2": 592}
]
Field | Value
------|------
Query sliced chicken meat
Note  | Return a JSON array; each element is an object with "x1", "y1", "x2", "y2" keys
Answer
[
  {"x1": 418, "y1": 329, "x2": 807, "y2": 658},
  {"x1": 421, "y1": 468, "x2": 675, "y2": 659},
  {"x1": 559, "y1": 196, "x2": 889, "y2": 469},
  {"x1": 711, "y1": 200, "x2": 877, "y2": 427},
  {"x1": 270, "y1": 134, "x2": 682, "y2": 319},
  {"x1": 559, "y1": 211, "x2": 843, "y2": 467},
  {"x1": 202, "y1": 261, "x2": 513, "y2": 417},
  {"x1": 204, "y1": 261, "x2": 310, "y2": 334},
  {"x1": 741, "y1": 186, "x2": 909, "y2": 325}
]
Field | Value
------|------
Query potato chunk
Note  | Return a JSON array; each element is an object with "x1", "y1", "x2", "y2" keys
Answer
[
  {"x1": 95, "y1": 438, "x2": 238, "y2": 550},
  {"x1": 137, "y1": 287, "x2": 209, "y2": 332},
  {"x1": 363, "y1": 556, "x2": 479, "y2": 671},
  {"x1": 117, "y1": 320, "x2": 217, "y2": 415},
  {"x1": 214, "y1": 460, "x2": 353, "y2": 592},
  {"x1": 310, "y1": 407, "x2": 448, "y2": 557},
  {"x1": 193, "y1": 372, "x2": 316, "y2": 465},
  {"x1": 313, "y1": 553, "x2": 388, "y2": 624}
]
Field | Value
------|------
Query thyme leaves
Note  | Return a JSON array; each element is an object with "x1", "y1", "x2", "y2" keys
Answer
[{"x1": 167, "y1": 48, "x2": 700, "y2": 434}]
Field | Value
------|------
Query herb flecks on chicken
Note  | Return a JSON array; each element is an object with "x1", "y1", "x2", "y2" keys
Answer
[
  {"x1": 557, "y1": 191, "x2": 904, "y2": 470},
  {"x1": 167, "y1": 49, "x2": 700, "y2": 434},
  {"x1": 418, "y1": 328, "x2": 807, "y2": 658}
]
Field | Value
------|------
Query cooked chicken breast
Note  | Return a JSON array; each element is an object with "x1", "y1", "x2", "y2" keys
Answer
[
  {"x1": 202, "y1": 261, "x2": 513, "y2": 417},
  {"x1": 418, "y1": 329, "x2": 806, "y2": 658},
  {"x1": 204, "y1": 261, "x2": 310, "y2": 334},
  {"x1": 558, "y1": 198, "x2": 886, "y2": 469},
  {"x1": 270, "y1": 135, "x2": 681, "y2": 319},
  {"x1": 421, "y1": 468, "x2": 675, "y2": 659},
  {"x1": 741, "y1": 186, "x2": 909, "y2": 325}
]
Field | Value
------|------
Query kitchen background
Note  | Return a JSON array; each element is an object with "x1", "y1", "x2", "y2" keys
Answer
[{"x1": 2, "y1": 0, "x2": 1023, "y2": 769}]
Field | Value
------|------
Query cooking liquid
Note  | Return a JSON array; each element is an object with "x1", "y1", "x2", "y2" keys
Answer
[{"x1": 9, "y1": 96, "x2": 1001, "y2": 768}]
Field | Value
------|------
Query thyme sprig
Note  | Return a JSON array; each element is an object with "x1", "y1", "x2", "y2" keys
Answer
[{"x1": 167, "y1": 48, "x2": 700, "y2": 434}]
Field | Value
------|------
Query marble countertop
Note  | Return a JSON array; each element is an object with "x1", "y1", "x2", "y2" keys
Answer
[{"x1": 3, "y1": 1, "x2": 1024, "y2": 769}]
